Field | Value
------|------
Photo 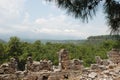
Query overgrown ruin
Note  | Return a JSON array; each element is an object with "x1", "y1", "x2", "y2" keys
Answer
[{"x1": 0, "y1": 48, "x2": 120, "y2": 80}]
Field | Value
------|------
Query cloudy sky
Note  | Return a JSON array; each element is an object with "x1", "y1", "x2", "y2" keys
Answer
[{"x1": 0, "y1": 0, "x2": 110, "y2": 40}]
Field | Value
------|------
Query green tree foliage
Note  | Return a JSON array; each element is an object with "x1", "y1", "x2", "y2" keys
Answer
[
  {"x1": 0, "y1": 43, "x2": 6, "y2": 64},
  {"x1": 0, "y1": 36, "x2": 119, "y2": 68},
  {"x1": 88, "y1": 35, "x2": 120, "y2": 40},
  {"x1": 6, "y1": 37, "x2": 25, "y2": 70},
  {"x1": 7, "y1": 37, "x2": 22, "y2": 57},
  {"x1": 47, "y1": 0, "x2": 120, "y2": 34}
]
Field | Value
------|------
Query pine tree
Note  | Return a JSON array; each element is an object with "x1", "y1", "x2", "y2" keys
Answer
[{"x1": 47, "y1": 0, "x2": 120, "y2": 34}]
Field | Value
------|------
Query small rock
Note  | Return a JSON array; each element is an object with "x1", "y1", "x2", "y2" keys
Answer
[{"x1": 88, "y1": 72, "x2": 97, "y2": 78}]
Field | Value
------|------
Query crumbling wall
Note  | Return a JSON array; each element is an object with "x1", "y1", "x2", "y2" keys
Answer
[
  {"x1": 25, "y1": 56, "x2": 53, "y2": 72},
  {"x1": 0, "y1": 49, "x2": 120, "y2": 80},
  {"x1": 58, "y1": 49, "x2": 70, "y2": 70},
  {"x1": 0, "y1": 58, "x2": 17, "y2": 74},
  {"x1": 108, "y1": 48, "x2": 120, "y2": 64},
  {"x1": 70, "y1": 59, "x2": 84, "y2": 71}
]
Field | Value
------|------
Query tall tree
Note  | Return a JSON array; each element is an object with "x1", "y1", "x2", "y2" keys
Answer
[
  {"x1": 47, "y1": 0, "x2": 120, "y2": 34},
  {"x1": 7, "y1": 37, "x2": 22, "y2": 57}
]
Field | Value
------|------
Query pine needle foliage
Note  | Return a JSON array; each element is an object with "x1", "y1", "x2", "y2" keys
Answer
[{"x1": 46, "y1": 0, "x2": 120, "y2": 34}]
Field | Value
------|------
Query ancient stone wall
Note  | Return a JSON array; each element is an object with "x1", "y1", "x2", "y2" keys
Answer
[
  {"x1": 70, "y1": 59, "x2": 84, "y2": 70},
  {"x1": 58, "y1": 49, "x2": 84, "y2": 71},
  {"x1": 25, "y1": 57, "x2": 53, "y2": 72},
  {"x1": 0, "y1": 49, "x2": 120, "y2": 80},
  {"x1": 0, "y1": 58, "x2": 17, "y2": 74},
  {"x1": 108, "y1": 49, "x2": 120, "y2": 64},
  {"x1": 58, "y1": 49, "x2": 70, "y2": 70}
]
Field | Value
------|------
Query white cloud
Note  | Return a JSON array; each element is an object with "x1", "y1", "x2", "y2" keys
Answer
[
  {"x1": 0, "y1": 0, "x2": 26, "y2": 22},
  {"x1": 64, "y1": 29, "x2": 76, "y2": 33},
  {"x1": 35, "y1": 18, "x2": 47, "y2": 25},
  {"x1": 0, "y1": 0, "x2": 109, "y2": 40},
  {"x1": 0, "y1": 28, "x2": 12, "y2": 34},
  {"x1": 0, "y1": 13, "x2": 109, "y2": 39},
  {"x1": 33, "y1": 14, "x2": 109, "y2": 39},
  {"x1": 32, "y1": 28, "x2": 79, "y2": 35},
  {"x1": 35, "y1": 15, "x2": 72, "y2": 29},
  {"x1": 23, "y1": 12, "x2": 30, "y2": 24}
]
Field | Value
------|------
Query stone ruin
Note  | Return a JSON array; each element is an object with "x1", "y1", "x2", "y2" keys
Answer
[
  {"x1": 58, "y1": 49, "x2": 70, "y2": 70},
  {"x1": 95, "y1": 56, "x2": 110, "y2": 66},
  {"x1": 25, "y1": 56, "x2": 53, "y2": 72},
  {"x1": 0, "y1": 48, "x2": 120, "y2": 80},
  {"x1": 108, "y1": 48, "x2": 120, "y2": 64},
  {"x1": 58, "y1": 49, "x2": 84, "y2": 71},
  {"x1": 0, "y1": 58, "x2": 17, "y2": 74},
  {"x1": 70, "y1": 59, "x2": 84, "y2": 71}
]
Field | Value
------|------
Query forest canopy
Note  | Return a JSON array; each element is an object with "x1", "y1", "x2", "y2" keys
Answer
[{"x1": 0, "y1": 36, "x2": 119, "y2": 70}]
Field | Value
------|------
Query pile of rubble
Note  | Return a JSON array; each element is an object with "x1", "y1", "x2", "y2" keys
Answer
[
  {"x1": 0, "y1": 58, "x2": 17, "y2": 74},
  {"x1": 25, "y1": 57, "x2": 53, "y2": 72},
  {"x1": 0, "y1": 48, "x2": 120, "y2": 80},
  {"x1": 79, "y1": 48, "x2": 120, "y2": 80}
]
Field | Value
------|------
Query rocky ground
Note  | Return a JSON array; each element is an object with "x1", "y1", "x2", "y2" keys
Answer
[{"x1": 0, "y1": 49, "x2": 120, "y2": 80}]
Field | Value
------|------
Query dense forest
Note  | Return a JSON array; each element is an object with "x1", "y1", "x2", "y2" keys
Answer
[
  {"x1": 88, "y1": 35, "x2": 120, "y2": 40},
  {"x1": 0, "y1": 36, "x2": 119, "y2": 70}
]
